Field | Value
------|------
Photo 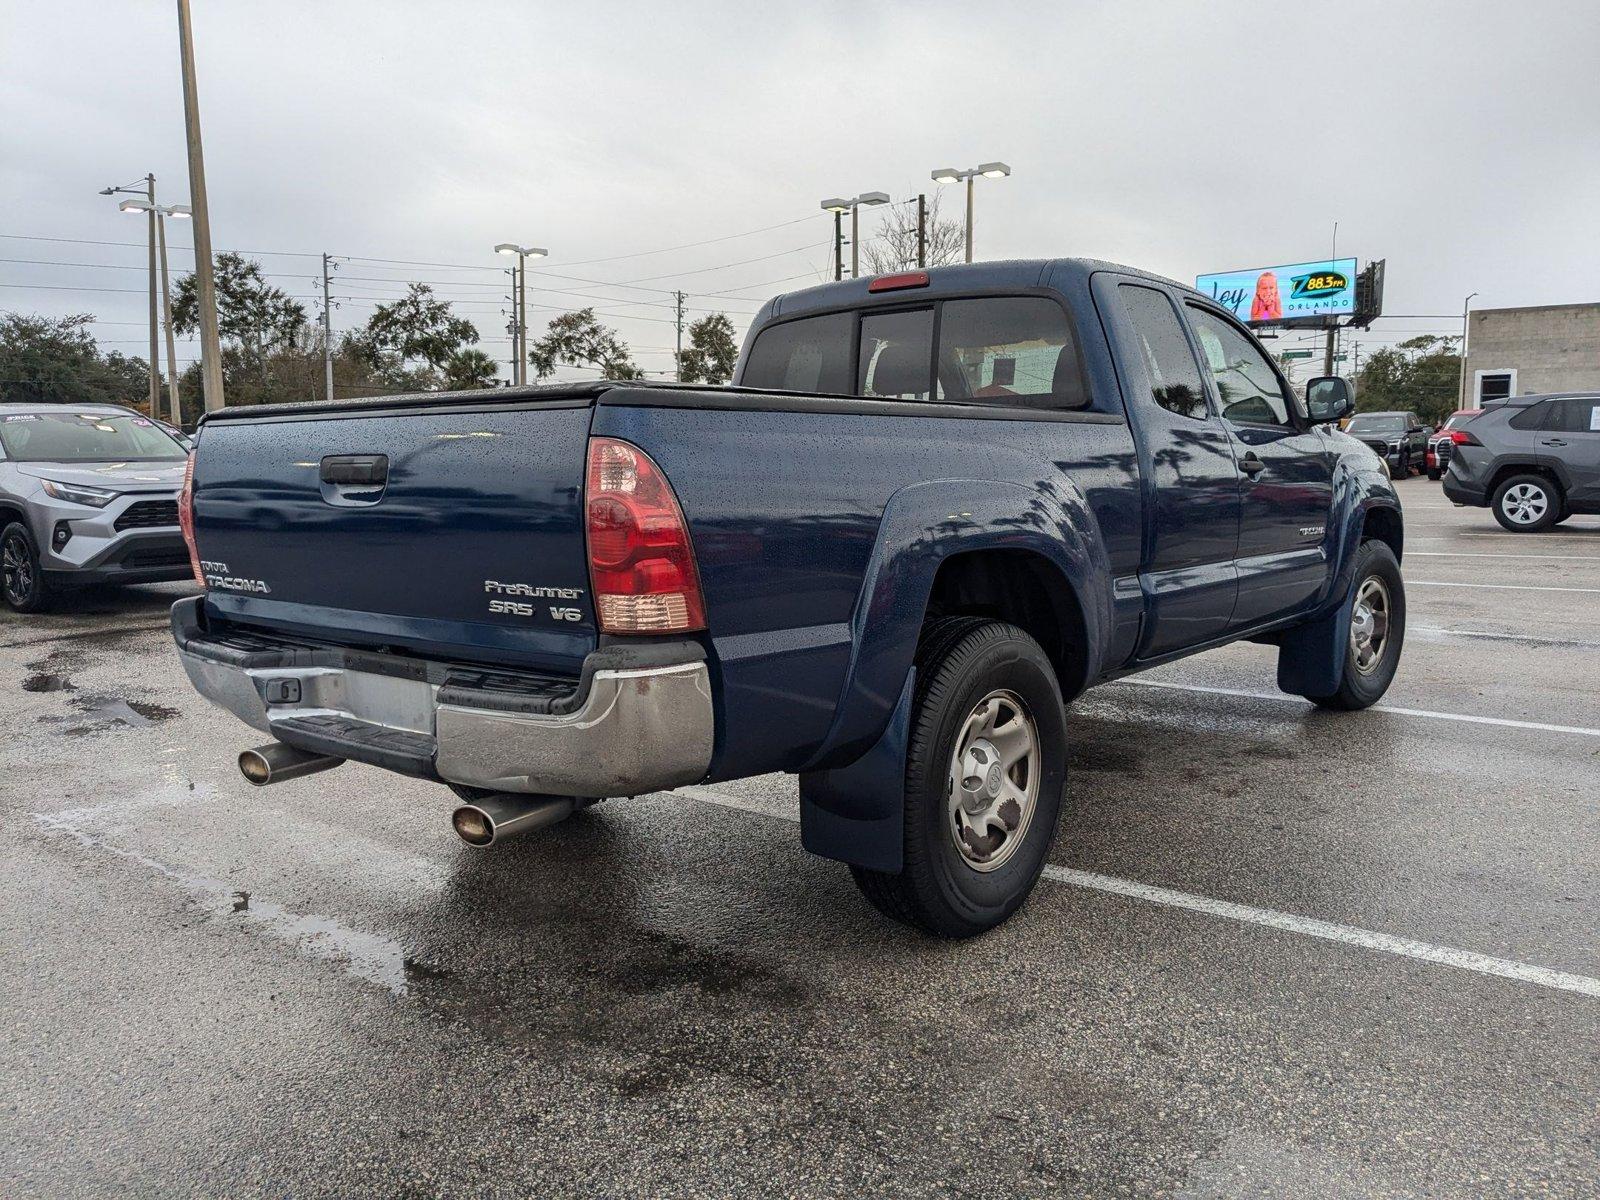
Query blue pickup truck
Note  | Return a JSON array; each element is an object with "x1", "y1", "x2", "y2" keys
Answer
[{"x1": 172, "y1": 259, "x2": 1403, "y2": 936}]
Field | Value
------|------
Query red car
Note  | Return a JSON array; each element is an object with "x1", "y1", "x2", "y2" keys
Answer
[{"x1": 1427, "y1": 409, "x2": 1476, "y2": 480}]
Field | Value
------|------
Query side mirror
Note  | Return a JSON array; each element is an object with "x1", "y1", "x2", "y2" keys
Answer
[{"x1": 1306, "y1": 376, "x2": 1354, "y2": 424}]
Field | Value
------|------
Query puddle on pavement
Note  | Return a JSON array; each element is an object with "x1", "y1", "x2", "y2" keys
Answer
[
  {"x1": 35, "y1": 693, "x2": 179, "y2": 736},
  {"x1": 22, "y1": 673, "x2": 76, "y2": 693}
]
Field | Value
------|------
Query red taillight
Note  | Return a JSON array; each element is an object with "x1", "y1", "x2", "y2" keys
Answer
[
  {"x1": 178, "y1": 452, "x2": 205, "y2": 588},
  {"x1": 584, "y1": 437, "x2": 705, "y2": 634},
  {"x1": 868, "y1": 271, "x2": 930, "y2": 293},
  {"x1": 1447, "y1": 429, "x2": 1481, "y2": 446}
]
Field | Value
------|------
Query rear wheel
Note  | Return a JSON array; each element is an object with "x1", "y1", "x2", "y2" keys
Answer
[
  {"x1": 850, "y1": 618, "x2": 1067, "y2": 938},
  {"x1": 1309, "y1": 540, "x2": 1405, "y2": 711},
  {"x1": 1491, "y1": 474, "x2": 1560, "y2": 532},
  {"x1": 1, "y1": 522, "x2": 52, "y2": 613}
]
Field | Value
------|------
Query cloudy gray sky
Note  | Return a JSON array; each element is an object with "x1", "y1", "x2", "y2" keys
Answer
[{"x1": 3, "y1": 0, "x2": 1598, "y2": 382}]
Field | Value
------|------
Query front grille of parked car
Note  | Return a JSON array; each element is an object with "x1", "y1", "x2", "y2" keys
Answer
[
  {"x1": 114, "y1": 499, "x2": 179, "y2": 531},
  {"x1": 1362, "y1": 440, "x2": 1390, "y2": 456},
  {"x1": 122, "y1": 547, "x2": 190, "y2": 569},
  {"x1": 1436, "y1": 441, "x2": 1454, "y2": 465}
]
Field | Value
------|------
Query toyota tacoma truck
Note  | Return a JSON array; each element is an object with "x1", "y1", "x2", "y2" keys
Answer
[{"x1": 171, "y1": 259, "x2": 1404, "y2": 937}]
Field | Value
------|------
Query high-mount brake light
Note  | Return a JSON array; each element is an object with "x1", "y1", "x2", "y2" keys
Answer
[
  {"x1": 178, "y1": 452, "x2": 206, "y2": 587},
  {"x1": 868, "y1": 271, "x2": 930, "y2": 293},
  {"x1": 584, "y1": 437, "x2": 706, "y2": 634}
]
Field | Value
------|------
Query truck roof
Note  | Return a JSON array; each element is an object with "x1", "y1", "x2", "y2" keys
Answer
[
  {"x1": 764, "y1": 257, "x2": 1195, "y2": 320},
  {"x1": 0, "y1": 401, "x2": 143, "y2": 417}
]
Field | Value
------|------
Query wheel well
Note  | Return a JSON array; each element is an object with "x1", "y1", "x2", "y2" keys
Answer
[
  {"x1": 925, "y1": 549, "x2": 1090, "y2": 700},
  {"x1": 1362, "y1": 505, "x2": 1403, "y2": 562},
  {"x1": 1486, "y1": 462, "x2": 1563, "y2": 501}
]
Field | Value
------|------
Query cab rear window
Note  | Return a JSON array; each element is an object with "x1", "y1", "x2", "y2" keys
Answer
[{"x1": 742, "y1": 295, "x2": 1088, "y2": 410}]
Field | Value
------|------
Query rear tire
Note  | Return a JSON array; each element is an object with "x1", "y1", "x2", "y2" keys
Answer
[
  {"x1": 1, "y1": 522, "x2": 53, "y2": 613},
  {"x1": 850, "y1": 618, "x2": 1067, "y2": 938},
  {"x1": 1309, "y1": 540, "x2": 1405, "y2": 711},
  {"x1": 1491, "y1": 474, "x2": 1560, "y2": 532},
  {"x1": 1427, "y1": 467, "x2": 1442, "y2": 482}
]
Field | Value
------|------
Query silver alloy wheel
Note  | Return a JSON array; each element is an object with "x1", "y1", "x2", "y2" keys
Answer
[
  {"x1": 1349, "y1": 575, "x2": 1392, "y2": 676},
  {"x1": 946, "y1": 688, "x2": 1039, "y2": 872},
  {"x1": 2, "y1": 532, "x2": 34, "y2": 605},
  {"x1": 1501, "y1": 482, "x2": 1549, "y2": 525}
]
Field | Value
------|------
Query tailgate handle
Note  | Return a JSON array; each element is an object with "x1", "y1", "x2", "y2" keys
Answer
[{"x1": 320, "y1": 454, "x2": 388, "y2": 486}]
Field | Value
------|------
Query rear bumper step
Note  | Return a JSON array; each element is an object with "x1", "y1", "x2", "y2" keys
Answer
[{"x1": 171, "y1": 597, "x2": 714, "y2": 798}]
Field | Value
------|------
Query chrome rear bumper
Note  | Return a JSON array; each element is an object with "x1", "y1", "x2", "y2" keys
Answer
[{"x1": 172, "y1": 599, "x2": 713, "y2": 798}]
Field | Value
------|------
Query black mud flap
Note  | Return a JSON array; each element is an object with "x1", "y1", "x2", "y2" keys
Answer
[
  {"x1": 1275, "y1": 588, "x2": 1356, "y2": 699},
  {"x1": 797, "y1": 668, "x2": 915, "y2": 874}
]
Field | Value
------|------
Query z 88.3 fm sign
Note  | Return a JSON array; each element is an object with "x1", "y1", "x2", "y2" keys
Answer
[{"x1": 1195, "y1": 257, "x2": 1357, "y2": 325}]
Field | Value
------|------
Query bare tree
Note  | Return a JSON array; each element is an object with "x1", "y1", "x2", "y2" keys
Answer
[{"x1": 863, "y1": 192, "x2": 965, "y2": 274}]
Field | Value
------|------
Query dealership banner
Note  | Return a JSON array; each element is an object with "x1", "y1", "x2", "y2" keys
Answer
[{"x1": 1195, "y1": 258, "x2": 1357, "y2": 324}]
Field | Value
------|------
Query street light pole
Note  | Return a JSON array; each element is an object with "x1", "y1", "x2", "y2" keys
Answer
[
  {"x1": 322, "y1": 253, "x2": 335, "y2": 402},
  {"x1": 144, "y1": 175, "x2": 159, "y2": 414},
  {"x1": 931, "y1": 162, "x2": 1011, "y2": 263},
  {"x1": 820, "y1": 194, "x2": 888, "y2": 281},
  {"x1": 156, "y1": 210, "x2": 181, "y2": 424},
  {"x1": 1458, "y1": 292, "x2": 1479, "y2": 409},
  {"x1": 495, "y1": 243, "x2": 549, "y2": 386},
  {"x1": 176, "y1": 0, "x2": 224, "y2": 411}
]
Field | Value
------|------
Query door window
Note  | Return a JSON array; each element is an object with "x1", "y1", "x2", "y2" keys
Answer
[
  {"x1": 1186, "y1": 307, "x2": 1295, "y2": 428},
  {"x1": 1544, "y1": 398, "x2": 1600, "y2": 433},
  {"x1": 1116, "y1": 285, "x2": 1209, "y2": 420},
  {"x1": 858, "y1": 308, "x2": 934, "y2": 399}
]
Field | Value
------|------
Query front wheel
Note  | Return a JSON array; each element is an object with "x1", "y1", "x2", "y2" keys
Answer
[
  {"x1": 2, "y1": 522, "x2": 53, "y2": 613},
  {"x1": 850, "y1": 618, "x2": 1068, "y2": 938},
  {"x1": 1309, "y1": 540, "x2": 1405, "y2": 711},
  {"x1": 1492, "y1": 475, "x2": 1561, "y2": 532},
  {"x1": 1427, "y1": 467, "x2": 1442, "y2": 482}
]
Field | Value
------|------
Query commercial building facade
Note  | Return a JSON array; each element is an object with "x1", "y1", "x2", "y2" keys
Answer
[{"x1": 1463, "y1": 302, "x2": 1600, "y2": 406}]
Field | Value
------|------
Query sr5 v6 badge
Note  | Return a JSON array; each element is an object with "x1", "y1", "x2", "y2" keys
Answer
[{"x1": 485, "y1": 579, "x2": 584, "y2": 621}]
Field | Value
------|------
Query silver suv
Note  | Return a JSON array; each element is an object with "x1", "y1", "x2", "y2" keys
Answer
[
  {"x1": 1441, "y1": 392, "x2": 1600, "y2": 531},
  {"x1": 1, "y1": 403, "x2": 194, "y2": 611}
]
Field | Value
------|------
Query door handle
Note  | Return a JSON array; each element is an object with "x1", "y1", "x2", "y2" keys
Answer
[
  {"x1": 320, "y1": 454, "x2": 388, "y2": 485},
  {"x1": 1239, "y1": 453, "x2": 1266, "y2": 476},
  {"x1": 1541, "y1": 439, "x2": 1567, "y2": 447}
]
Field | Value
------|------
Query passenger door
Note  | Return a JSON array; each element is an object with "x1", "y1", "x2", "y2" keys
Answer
[
  {"x1": 1103, "y1": 280, "x2": 1242, "y2": 657},
  {"x1": 1183, "y1": 304, "x2": 1335, "y2": 629},
  {"x1": 1538, "y1": 396, "x2": 1600, "y2": 510}
]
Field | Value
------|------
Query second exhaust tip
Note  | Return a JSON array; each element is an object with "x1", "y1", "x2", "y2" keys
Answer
[
  {"x1": 239, "y1": 742, "x2": 344, "y2": 786},
  {"x1": 451, "y1": 794, "x2": 577, "y2": 847}
]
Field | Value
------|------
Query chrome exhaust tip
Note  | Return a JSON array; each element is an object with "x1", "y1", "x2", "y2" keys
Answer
[
  {"x1": 239, "y1": 742, "x2": 344, "y2": 786},
  {"x1": 451, "y1": 793, "x2": 577, "y2": 847}
]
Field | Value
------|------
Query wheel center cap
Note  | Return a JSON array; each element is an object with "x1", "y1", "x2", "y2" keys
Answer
[{"x1": 985, "y1": 764, "x2": 1003, "y2": 796}]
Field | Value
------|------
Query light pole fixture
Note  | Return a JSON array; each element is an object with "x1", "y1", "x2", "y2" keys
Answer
[
  {"x1": 820, "y1": 193, "x2": 889, "y2": 280},
  {"x1": 101, "y1": 175, "x2": 162, "y2": 416},
  {"x1": 1459, "y1": 291, "x2": 1479, "y2": 409},
  {"x1": 496, "y1": 243, "x2": 549, "y2": 386},
  {"x1": 930, "y1": 162, "x2": 1011, "y2": 263},
  {"x1": 118, "y1": 198, "x2": 191, "y2": 426}
]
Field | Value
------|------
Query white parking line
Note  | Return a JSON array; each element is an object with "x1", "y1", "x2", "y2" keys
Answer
[
  {"x1": 677, "y1": 787, "x2": 1600, "y2": 999},
  {"x1": 1409, "y1": 551, "x2": 1600, "y2": 561},
  {"x1": 1413, "y1": 625, "x2": 1600, "y2": 649},
  {"x1": 1409, "y1": 580, "x2": 1600, "y2": 594},
  {"x1": 1120, "y1": 678, "x2": 1600, "y2": 737}
]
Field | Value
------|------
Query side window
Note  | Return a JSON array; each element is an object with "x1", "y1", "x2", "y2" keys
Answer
[
  {"x1": 858, "y1": 308, "x2": 934, "y2": 400},
  {"x1": 1185, "y1": 306, "x2": 1295, "y2": 428},
  {"x1": 1116, "y1": 284, "x2": 1209, "y2": 420},
  {"x1": 741, "y1": 312, "x2": 854, "y2": 395},
  {"x1": 1546, "y1": 398, "x2": 1600, "y2": 433},
  {"x1": 1508, "y1": 403, "x2": 1549, "y2": 431},
  {"x1": 934, "y1": 297, "x2": 1088, "y2": 409}
]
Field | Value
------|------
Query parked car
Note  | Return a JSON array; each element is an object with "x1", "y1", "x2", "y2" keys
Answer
[
  {"x1": 1344, "y1": 410, "x2": 1429, "y2": 477},
  {"x1": 1, "y1": 403, "x2": 193, "y2": 611},
  {"x1": 171, "y1": 259, "x2": 1405, "y2": 937},
  {"x1": 1427, "y1": 409, "x2": 1476, "y2": 480},
  {"x1": 1442, "y1": 392, "x2": 1600, "y2": 530}
]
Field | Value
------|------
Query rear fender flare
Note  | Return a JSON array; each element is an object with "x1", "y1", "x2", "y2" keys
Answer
[{"x1": 800, "y1": 477, "x2": 1110, "y2": 775}]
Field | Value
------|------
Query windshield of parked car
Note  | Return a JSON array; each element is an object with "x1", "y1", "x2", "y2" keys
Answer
[
  {"x1": 0, "y1": 411, "x2": 188, "y2": 462},
  {"x1": 1346, "y1": 414, "x2": 1405, "y2": 433}
]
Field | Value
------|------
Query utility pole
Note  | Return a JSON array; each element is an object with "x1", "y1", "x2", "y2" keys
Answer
[
  {"x1": 916, "y1": 194, "x2": 927, "y2": 269},
  {"x1": 143, "y1": 174, "x2": 159, "y2": 415},
  {"x1": 833, "y1": 212, "x2": 843, "y2": 281},
  {"x1": 321, "y1": 253, "x2": 334, "y2": 402},
  {"x1": 506, "y1": 266, "x2": 519, "y2": 385},
  {"x1": 156, "y1": 209, "x2": 180, "y2": 424},
  {"x1": 851, "y1": 203, "x2": 861, "y2": 279},
  {"x1": 176, "y1": 0, "x2": 224, "y2": 411},
  {"x1": 674, "y1": 290, "x2": 686, "y2": 382},
  {"x1": 1323, "y1": 324, "x2": 1336, "y2": 376}
]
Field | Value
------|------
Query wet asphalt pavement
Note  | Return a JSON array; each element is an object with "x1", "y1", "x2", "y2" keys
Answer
[{"x1": 3, "y1": 475, "x2": 1597, "y2": 1198}]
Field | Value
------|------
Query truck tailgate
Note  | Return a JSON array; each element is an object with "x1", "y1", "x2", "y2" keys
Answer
[{"x1": 190, "y1": 398, "x2": 597, "y2": 674}]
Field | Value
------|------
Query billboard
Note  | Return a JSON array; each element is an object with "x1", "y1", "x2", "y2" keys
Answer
[{"x1": 1195, "y1": 258, "x2": 1358, "y2": 325}]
